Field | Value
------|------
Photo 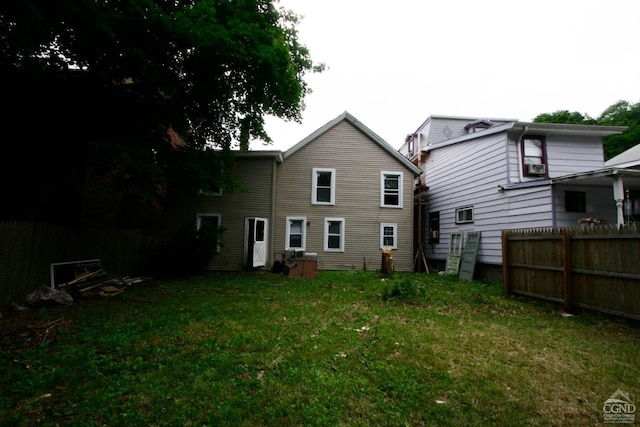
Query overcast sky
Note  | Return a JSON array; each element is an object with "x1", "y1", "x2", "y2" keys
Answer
[{"x1": 257, "y1": 0, "x2": 640, "y2": 151}]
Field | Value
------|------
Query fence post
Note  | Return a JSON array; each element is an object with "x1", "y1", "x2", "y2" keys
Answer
[
  {"x1": 501, "y1": 230, "x2": 511, "y2": 296},
  {"x1": 562, "y1": 228, "x2": 572, "y2": 313}
]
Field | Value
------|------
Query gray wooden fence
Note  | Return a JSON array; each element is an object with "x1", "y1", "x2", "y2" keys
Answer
[
  {"x1": 502, "y1": 225, "x2": 640, "y2": 320},
  {"x1": 0, "y1": 221, "x2": 164, "y2": 306}
]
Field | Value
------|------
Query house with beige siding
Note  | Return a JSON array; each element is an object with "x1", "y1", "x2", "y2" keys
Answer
[
  {"x1": 194, "y1": 112, "x2": 422, "y2": 272},
  {"x1": 398, "y1": 115, "x2": 629, "y2": 278}
]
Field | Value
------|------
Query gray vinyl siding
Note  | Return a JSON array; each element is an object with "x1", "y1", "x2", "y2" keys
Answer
[
  {"x1": 506, "y1": 133, "x2": 606, "y2": 182},
  {"x1": 554, "y1": 184, "x2": 617, "y2": 227},
  {"x1": 425, "y1": 132, "x2": 554, "y2": 265},
  {"x1": 421, "y1": 117, "x2": 513, "y2": 145},
  {"x1": 196, "y1": 156, "x2": 276, "y2": 271},
  {"x1": 546, "y1": 135, "x2": 606, "y2": 176},
  {"x1": 275, "y1": 120, "x2": 415, "y2": 271},
  {"x1": 418, "y1": 117, "x2": 618, "y2": 268}
]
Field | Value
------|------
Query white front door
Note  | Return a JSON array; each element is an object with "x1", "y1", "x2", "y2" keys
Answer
[{"x1": 252, "y1": 217, "x2": 268, "y2": 267}]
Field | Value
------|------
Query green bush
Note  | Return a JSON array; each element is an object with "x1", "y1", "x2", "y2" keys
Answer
[{"x1": 382, "y1": 277, "x2": 426, "y2": 301}]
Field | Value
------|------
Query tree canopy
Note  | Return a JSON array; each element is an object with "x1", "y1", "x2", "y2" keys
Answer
[
  {"x1": 533, "y1": 100, "x2": 640, "y2": 160},
  {"x1": 0, "y1": 0, "x2": 322, "y2": 228}
]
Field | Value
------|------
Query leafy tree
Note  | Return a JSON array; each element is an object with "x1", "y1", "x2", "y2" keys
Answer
[
  {"x1": 596, "y1": 100, "x2": 640, "y2": 160},
  {"x1": 533, "y1": 110, "x2": 596, "y2": 125},
  {"x1": 0, "y1": 0, "x2": 322, "y2": 228}
]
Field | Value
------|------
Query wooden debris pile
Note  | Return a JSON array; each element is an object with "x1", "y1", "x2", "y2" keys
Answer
[{"x1": 56, "y1": 270, "x2": 149, "y2": 298}]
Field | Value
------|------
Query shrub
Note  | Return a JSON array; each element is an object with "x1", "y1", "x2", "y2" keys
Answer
[{"x1": 382, "y1": 278, "x2": 425, "y2": 301}]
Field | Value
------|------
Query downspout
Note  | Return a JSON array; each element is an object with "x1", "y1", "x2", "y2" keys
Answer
[
  {"x1": 270, "y1": 156, "x2": 280, "y2": 268},
  {"x1": 515, "y1": 125, "x2": 529, "y2": 183}
]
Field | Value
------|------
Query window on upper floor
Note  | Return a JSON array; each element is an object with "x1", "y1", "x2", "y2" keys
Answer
[
  {"x1": 285, "y1": 216, "x2": 306, "y2": 250},
  {"x1": 455, "y1": 206, "x2": 473, "y2": 224},
  {"x1": 521, "y1": 136, "x2": 548, "y2": 177},
  {"x1": 429, "y1": 211, "x2": 440, "y2": 244},
  {"x1": 324, "y1": 217, "x2": 345, "y2": 252},
  {"x1": 381, "y1": 171, "x2": 403, "y2": 208},
  {"x1": 380, "y1": 223, "x2": 397, "y2": 249},
  {"x1": 465, "y1": 119, "x2": 495, "y2": 134},
  {"x1": 565, "y1": 191, "x2": 586, "y2": 213},
  {"x1": 312, "y1": 168, "x2": 335, "y2": 205},
  {"x1": 198, "y1": 186, "x2": 222, "y2": 196}
]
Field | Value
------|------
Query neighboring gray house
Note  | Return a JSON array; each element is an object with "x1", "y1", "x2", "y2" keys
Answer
[
  {"x1": 399, "y1": 115, "x2": 628, "y2": 275},
  {"x1": 194, "y1": 112, "x2": 422, "y2": 272}
]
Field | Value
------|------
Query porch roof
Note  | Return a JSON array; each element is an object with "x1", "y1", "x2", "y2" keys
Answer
[{"x1": 551, "y1": 167, "x2": 640, "y2": 187}]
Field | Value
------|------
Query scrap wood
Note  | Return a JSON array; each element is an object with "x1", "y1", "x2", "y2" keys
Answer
[
  {"x1": 55, "y1": 270, "x2": 150, "y2": 299},
  {"x1": 68, "y1": 269, "x2": 104, "y2": 284}
]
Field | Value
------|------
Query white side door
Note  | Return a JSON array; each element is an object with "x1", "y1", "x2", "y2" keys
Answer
[{"x1": 252, "y1": 217, "x2": 268, "y2": 267}]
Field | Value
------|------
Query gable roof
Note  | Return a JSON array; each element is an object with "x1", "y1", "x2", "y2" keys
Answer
[
  {"x1": 605, "y1": 143, "x2": 640, "y2": 168},
  {"x1": 284, "y1": 111, "x2": 422, "y2": 175}
]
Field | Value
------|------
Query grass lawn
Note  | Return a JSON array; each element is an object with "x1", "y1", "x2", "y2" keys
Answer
[{"x1": 1, "y1": 271, "x2": 639, "y2": 426}]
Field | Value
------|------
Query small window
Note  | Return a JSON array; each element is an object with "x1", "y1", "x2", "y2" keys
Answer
[
  {"x1": 285, "y1": 216, "x2": 306, "y2": 250},
  {"x1": 324, "y1": 217, "x2": 345, "y2": 252},
  {"x1": 455, "y1": 207, "x2": 473, "y2": 224},
  {"x1": 196, "y1": 213, "x2": 221, "y2": 252},
  {"x1": 312, "y1": 168, "x2": 335, "y2": 205},
  {"x1": 565, "y1": 191, "x2": 586, "y2": 213},
  {"x1": 429, "y1": 211, "x2": 440, "y2": 244},
  {"x1": 380, "y1": 223, "x2": 397, "y2": 249},
  {"x1": 521, "y1": 136, "x2": 548, "y2": 177},
  {"x1": 381, "y1": 171, "x2": 403, "y2": 208}
]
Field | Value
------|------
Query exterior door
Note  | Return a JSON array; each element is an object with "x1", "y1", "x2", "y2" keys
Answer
[
  {"x1": 445, "y1": 232, "x2": 464, "y2": 275},
  {"x1": 252, "y1": 218, "x2": 268, "y2": 267},
  {"x1": 459, "y1": 231, "x2": 481, "y2": 281}
]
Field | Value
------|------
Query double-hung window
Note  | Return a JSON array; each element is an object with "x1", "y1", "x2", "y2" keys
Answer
[
  {"x1": 324, "y1": 217, "x2": 345, "y2": 252},
  {"x1": 381, "y1": 171, "x2": 403, "y2": 208},
  {"x1": 312, "y1": 168, "x2": 335, "y2": 205},
  {"x1": 198, "y1": 186, "x2": 222, "y2": 196},
  {"x1": 380, "y1": 223, "x2": 398, "y2": 249},
  {"x1": 285, "y1": 216, "x2": 306, "y2": 250},
  {"x1": 521, "y1": 136, "x2": 548, "y2": 177}
]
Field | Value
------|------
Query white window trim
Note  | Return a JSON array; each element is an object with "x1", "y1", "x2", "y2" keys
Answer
[
  {"x1": 380, "y1": 171, "x2": 403, "y2": 208},
  {"x1": 380, "y1": 223, "x2": 398, "y2": 250},
  {"x1": 455, "y1": 206, "x2": 474, "y2": 224},
  {"x1": 196, "y1": 213, "x2": 222, "y2": 252},
  {"x1": 312, "y1": 167, "x2": 336, "y2": 205},
  {"x1": 324, "y1": 217, "x2": 345, "y2": 252},
  {"x1": 285, "y1": 216, "x2": 306, "y2": 250}
]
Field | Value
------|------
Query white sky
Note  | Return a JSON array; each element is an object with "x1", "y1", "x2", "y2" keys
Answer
[{"x1": 257, "y1": 0, "x2": 640, "y2": 151}]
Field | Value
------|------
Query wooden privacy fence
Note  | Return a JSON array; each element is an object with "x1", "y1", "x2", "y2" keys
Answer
[
  {"x1": 0, "y1": 221, "x2": 164, "y2": 306},
  {"x1": 502, "y1": 225, "x2": 640, "y2": 320}
]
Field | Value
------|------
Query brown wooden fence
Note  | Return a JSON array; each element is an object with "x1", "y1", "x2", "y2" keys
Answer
[
  {"x1": 0, "y1": 221, "x2": 164, "y2": 306},
  {"x1": 502, "y1": 225, "x2": 640, "y2": 320}
]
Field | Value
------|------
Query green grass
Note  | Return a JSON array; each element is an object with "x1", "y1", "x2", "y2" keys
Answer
[{"x1": 1, "y1": 271, "x2": 639, "y2": 426}]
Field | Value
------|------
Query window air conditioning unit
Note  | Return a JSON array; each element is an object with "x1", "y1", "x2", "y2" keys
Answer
[{"x1": 527, "y1": 164, "x2": 546, "y2": 175}]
